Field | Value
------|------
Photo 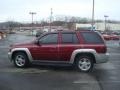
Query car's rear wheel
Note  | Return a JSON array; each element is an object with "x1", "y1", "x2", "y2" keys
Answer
[
  {"x1": 75, "y1": 55, "x2": 94, "y2": 72},
  {"x1": 13, "y1": 52, "x2": 29, "y2": 68}
]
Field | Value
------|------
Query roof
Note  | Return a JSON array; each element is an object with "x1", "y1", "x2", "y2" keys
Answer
[{"x1": 39, "y1": 30, "x2": 94, "y2": 35}]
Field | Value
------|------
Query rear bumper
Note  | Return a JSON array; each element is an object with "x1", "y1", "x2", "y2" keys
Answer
[{"x1": 95, "y1": 53, "x2": 109, "y2": 64}]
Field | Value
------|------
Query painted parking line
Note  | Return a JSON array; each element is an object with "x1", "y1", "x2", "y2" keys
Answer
[
  {"x1": 74, "y1": 80, "x2": 120, "y2": 84},
  {"x1": 0, "y1": 68, "x2": 48, "y2": 73},
  {"x1": 73, "y1": 74, "x2": 101, "y2": 90}
]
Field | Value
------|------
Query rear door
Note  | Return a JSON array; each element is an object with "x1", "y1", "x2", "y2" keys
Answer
[{"x1": 59, "y1": 32, "x2": 80, "y2": 61}]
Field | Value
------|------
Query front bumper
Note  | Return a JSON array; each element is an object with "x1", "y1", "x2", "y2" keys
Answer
[
  {"x1": 95, "y1": 53, "x2": 109, "y2": 64},
  {"x1": 8, "y1": 52, "x2": 12, "y2": 61}
]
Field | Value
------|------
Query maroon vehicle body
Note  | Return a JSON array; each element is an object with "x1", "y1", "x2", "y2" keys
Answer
[{"x1": 8, "y1": 30, "x2": 109, "y2": 72}]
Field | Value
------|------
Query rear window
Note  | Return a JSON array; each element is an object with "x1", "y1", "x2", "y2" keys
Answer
[
  {"x1": 61, "y1": 33, "x2": 79, "y2": 44},
  {"x1": 81, "y1": 32, "x2": 104, "y2": 44}
]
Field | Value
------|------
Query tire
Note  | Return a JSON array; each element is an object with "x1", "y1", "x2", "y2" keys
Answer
[
  {"x1": 13, "y1": 52, "x2": 29, "y2": 68},
  {"x1": 75, "y1": 55, "x2": 94, "y2": 72}
]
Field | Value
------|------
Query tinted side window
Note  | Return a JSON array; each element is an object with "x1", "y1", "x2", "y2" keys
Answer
[
  {"x1": 81, "y1": 32, "x2": 104, "y2": 44},
  {"x1": 61, "y1": 33, "x2": 79, "y2": 44},
  {"x1": 39, "y1": 33, "x2": 58, "y2": 44}
]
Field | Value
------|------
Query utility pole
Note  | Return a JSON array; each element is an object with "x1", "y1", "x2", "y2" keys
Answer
[
  {"x1": 91, "y1": 0, "x2": 95, "y2": 30},
  {"x1": 104, "y1": 15, "x2": 108, "y2": 31},
  {"x1": 29, "y1": 12, "x2": 36, "y2": 35},
  {"x1": 49, "y1": 8, "x2": 53, "y2": 32}
]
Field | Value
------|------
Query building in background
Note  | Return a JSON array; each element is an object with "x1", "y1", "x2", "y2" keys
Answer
[
  {"x1": 75, "y1": 23, "x2": 95, "y2": 30},
  {"x1": 75, "y1": 22, "x2": 120, "y2": 31}
]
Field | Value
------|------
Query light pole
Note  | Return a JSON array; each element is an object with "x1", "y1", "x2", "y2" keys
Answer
[
  {"x1": 49, "y1": 8, "x2": 53, "y2": 32},
  {"x1": 29, "y1": 12, "x2": 36, "y2": 35},
  {"x1": 91, "y1": 0, "x2": 95, "y2": 30},
  {"x1": 104, "y1": 15, "x2": 108, "y2": 31}
]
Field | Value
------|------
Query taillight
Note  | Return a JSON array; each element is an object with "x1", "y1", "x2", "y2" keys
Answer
[
  {"x1": 98, "y1": 45, "x2": 107, "y2": 53},
  {"x1": 102, "y1": 45, "x2": 107, "y2": 53}
]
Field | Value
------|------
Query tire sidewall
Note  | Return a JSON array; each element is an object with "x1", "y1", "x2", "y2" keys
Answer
[
  {"x1": 75, "y1": 55, "x2": 94, "y2": 72},
  {"x1": 13, "y1": 52, "x2": 29, "y2": 68}
]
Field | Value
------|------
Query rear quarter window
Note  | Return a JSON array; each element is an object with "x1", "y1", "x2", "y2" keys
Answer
[{"x1": 81, "y1": 32, "x2": 104, "y2": 44}]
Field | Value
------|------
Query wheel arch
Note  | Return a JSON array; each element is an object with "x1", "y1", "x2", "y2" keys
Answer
[
  {"x1": 11, "y1": 48, "x2": 33, "y2": 62},
  {"x1": 70, "y1": 49, "x2": 97, "y2": 64},
  {"x1": 74, "y1": 53, "x2": 96, "y2": 63}
]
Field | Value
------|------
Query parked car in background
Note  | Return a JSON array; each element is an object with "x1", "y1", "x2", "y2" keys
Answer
[
  {"x1": 36, "y1": 30, "x2": 45, "y2": 37},
  {"x1": 102, "y1": 34, "x2": 120, "y2": 40},
  {"x1": 102, "y1": 34, "x2": 111, "y2": 40},
  {"x1": 110, "y1": 34, "x2": 120, "y2": 40},
  {"x1": 8, "y1": 30, "x2": 109, "y2": 72}
]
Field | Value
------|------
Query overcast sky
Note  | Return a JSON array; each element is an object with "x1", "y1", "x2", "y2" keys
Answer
[{"x1": 0, "y1": 0, "x2": 120, "y2": 22}]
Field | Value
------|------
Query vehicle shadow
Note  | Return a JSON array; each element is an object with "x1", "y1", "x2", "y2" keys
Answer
[{"x1": 30, "y1": 64, "x2": 75, "y2": 72}]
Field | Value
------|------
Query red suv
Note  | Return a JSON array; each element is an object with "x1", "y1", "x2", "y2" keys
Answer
[{"x1": 8, "y1": 30, "x2": 109, "y2": 72}]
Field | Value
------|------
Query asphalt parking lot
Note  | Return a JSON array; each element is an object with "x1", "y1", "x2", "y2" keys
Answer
[{"x1": 0, "y1": 33, "x2": 120, "y2": 90}]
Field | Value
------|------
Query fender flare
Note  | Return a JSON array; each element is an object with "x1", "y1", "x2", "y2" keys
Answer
[
  {"x1": 11, "y1": 48, "x2": 33, "y2": 62},
  {"x1": 70, "y1": 49, "x2": 97, "y2": 64}
]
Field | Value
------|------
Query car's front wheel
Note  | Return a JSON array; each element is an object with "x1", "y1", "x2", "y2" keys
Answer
[
  {"x1": 13, "y1": 52, "x2": 29, "y2": 68},
  {"x1": 75, "y1": 55, "x2": 94, "y2": 72}
]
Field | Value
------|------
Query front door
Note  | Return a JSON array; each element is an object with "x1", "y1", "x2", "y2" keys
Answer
[{"x1": 31, "y1": 33, "x2": 59, "y2": 61}]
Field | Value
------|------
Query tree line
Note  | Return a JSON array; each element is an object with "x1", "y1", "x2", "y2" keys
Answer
[{"x1": 0, "y1": 16, "x2": 120, "y2": 30}]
